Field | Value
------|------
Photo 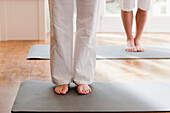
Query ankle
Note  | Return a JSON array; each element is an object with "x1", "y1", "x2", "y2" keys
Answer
[
  {"x1": 127, "y1": 37, "x2": 134, "y2": 41},
  {"x1": 134, "y1": 38, "x2": 141, "y2": 42},
  {"x1": 127, "y1": 39, "x2": 134, "y2": 43},
  {"x1": 134, "y1": 36, "x2": 141, "y2": 41}
]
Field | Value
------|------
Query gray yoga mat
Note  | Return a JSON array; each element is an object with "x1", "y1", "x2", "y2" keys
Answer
[
  {"x1": 12, "y1": 80, "x2": 170, "y2": 112},
  {"x1": 27, "y1": 45, "x2": 50, "y2": 60},
  {"x1": 27, "y1": 45, "x2": 170, "y2": 60}
]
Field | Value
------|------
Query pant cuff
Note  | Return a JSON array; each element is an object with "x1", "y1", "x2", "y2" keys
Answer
[
  {"x1": 73, "y1": 80, "x2": 94, "y2": 85},
  {"x1": 51, "y1": 77, "x2": 72, "y2": 85},
  {"x1": 121, "y1": 8, "x2": 133, "y2": 12},
  {"x1": 138, "y1": 7, "x2": 150, "y2": 11}
]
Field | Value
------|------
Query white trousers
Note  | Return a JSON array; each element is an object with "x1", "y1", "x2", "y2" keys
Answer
[
  {"x1": 49, "y1": 0, "x2": 99, "y2": 85},
  {"x1": 120, "y1": 0, "x2": 151, "y2": 11}
]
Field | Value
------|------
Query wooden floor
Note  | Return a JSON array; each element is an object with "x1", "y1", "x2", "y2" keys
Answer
[{"x1": 0, "y1": 32, "x2": 170, "y2": 113}]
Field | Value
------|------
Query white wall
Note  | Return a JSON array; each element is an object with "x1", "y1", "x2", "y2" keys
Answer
[
  {"x1": 0, "y1": 0, "x2": 48, "y2": 41},
  {"x1": 46, "y1": 0, "x2": 50, "y2": 33}
]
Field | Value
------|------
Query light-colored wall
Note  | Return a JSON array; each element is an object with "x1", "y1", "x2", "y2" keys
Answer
[
  {"x1": 46, "y1": 0, "x2": 50, "y2": 33},
  {"x1": 0, "y1": 0, "x2": 48, "y2": 41}
]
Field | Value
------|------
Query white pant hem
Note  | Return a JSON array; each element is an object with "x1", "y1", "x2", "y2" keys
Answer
[
  {"x1": 52, "y1": 78, "x2": 72, "y2": 85},
  {"x1": 73, "y1": 80, "x2": 94, "y2": 85}
]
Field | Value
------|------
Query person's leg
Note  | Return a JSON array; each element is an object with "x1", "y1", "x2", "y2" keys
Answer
[
  {"x1": 134, "y1": 8, "x2": 147, "y2": 52},
  {"x1": 121, "y1": 10, "x2": 136, "y2": 52},
  {"x1": 134, "y1": 0, "x2": 151, "y2": 52},
  {"x1": 73, "y1": 0, "x2": 99, "y2": 95},
  {"x1": 120, "y1": 0, "x2": 137, "y2": 52},
  {"x1": 49, "y1": 0, "x2": 74, "y2": 94}
]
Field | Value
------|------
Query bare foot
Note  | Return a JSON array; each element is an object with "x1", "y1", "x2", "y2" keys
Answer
[
  {"x1": 134, "y1": 39, "x2": 145, "y2": 52},
  {"x1": 125, "y1": 39, "x2": 137, "y2": 52},
  {"x1": 77, "y1": 84, "x2": 91, "y2": 95},
  {"x1": 54, "y1": 84, "x2": 69, "y2": 95}
]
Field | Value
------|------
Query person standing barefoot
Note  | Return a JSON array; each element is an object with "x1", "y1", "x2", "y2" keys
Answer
[
  {"x1": 49, "y1": 0, "x2": 99, "y2": 95},
  {"x1": 120, "y1": 0, "x2": 150, "y2": 52}
]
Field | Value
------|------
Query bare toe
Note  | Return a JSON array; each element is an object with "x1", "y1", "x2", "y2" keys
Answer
[
  {"x1": 58, "y1": 89, "x2": 61, "y2": 94},
  {"x1": 136, "y1": 47, "x2": 145, "y2": 52},
  {"x1": 80, "y1": 91, "x2": 83, "y2": 94},
  {"x1": 61, "y1": 89, "x2": 68, "y2": 94},
  {"x1": 57, "y1": 90, "x2": 60, "y2": 94},
  {"x1": 77, "y1": 87, "x2": 83, "y2": 94},
  {"x1": 85, "y1": 90, "x2": 88, "y2": 94},
  {"x1": 82, "y1": 90, "x2": 85, "y2": 94},
  {"x1": 86, "y1": 90, "x2": 89, "y2": 94},
  {"x1": 77, "y1": 84, "x2": 91, "y2": 95},
  {"x1": 54, "y1": 88, "x2": 58, "y2": 93},
  {"x1": 54, "y1": 84, "x2": 69, "y2": 95},
  {"x1": 133, "y1": 49, "x2": 137, "y2": 52},
  {"x1": 141, "y1": 48, "x2": 145, "y2": 52}
]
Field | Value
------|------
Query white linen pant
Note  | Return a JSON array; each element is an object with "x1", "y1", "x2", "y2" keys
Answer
[
  {"x1": 120, "y1": 0, "x2": 151, "y2": 11},
  {"x1": 49, "y1": 0, "x2": 99, "y2": 85}
]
